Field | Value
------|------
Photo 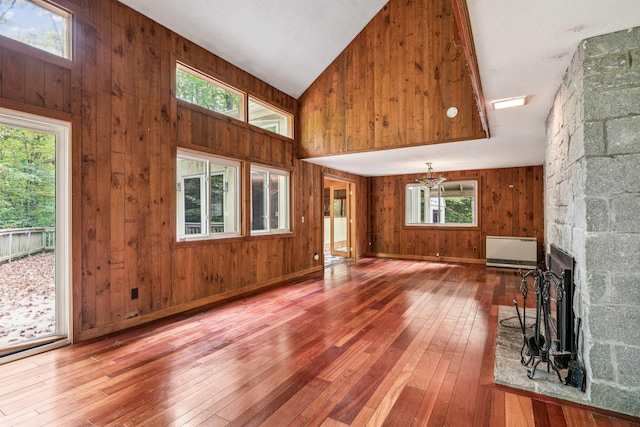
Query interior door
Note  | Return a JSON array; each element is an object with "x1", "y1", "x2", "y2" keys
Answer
[{"x1": 330, "y1": 184, "x2": 351, "y2": 258}]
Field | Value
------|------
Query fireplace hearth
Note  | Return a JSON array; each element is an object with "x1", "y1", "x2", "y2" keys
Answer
[{"x1": 494, "y1": 306, "x2": 589, "y2": 405}]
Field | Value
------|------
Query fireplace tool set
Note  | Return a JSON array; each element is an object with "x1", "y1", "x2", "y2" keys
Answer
[{"x1": 514, "y1": 267, "x2": 570, "y2": 383}]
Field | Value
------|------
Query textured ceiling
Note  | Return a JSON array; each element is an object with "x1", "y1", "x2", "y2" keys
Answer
[
  {"x1": 118, "y1": 0, "x2": 388, "y2": 98},
  {"x1": 119, "y1": 0, "x2": 640, "y2": 176}
]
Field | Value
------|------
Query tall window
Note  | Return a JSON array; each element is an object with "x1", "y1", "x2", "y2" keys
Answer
[
  {"x1": 248, "y1": 96, "x2": 293, "y2": 138},
  {"x1": 406, "y1": 180, "x2": 478, "y2": 226},
  {"x1": 0, "y1": 0, "x2": 72, "y2": 59},
  {"x1": 251, "y1": 165, "x2": 290, "y2": 234},
  {"x1": 176, "y1": 63, "x2": 245, "y2": 121},
  {"x1": 176, "y1": 149, "x2": 240, "y2": 240}
]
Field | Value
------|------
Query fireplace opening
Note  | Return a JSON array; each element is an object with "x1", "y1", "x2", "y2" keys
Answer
[{"x1": 547, "y1": 244, "x2": 575, "y2": 356}]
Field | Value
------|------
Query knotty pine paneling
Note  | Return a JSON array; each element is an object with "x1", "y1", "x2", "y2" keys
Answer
[
  {"x1": 298, "y1": 0, "x2": 487, "y2": 159},
  {"x1": 176, "y1": 102, "x2": 294, "y2": 168},
  {"x1": 369, "y1": 166, "x2": 544, "y2": 263},
  {"x1": 0, "y1": 0, "x2": 348, "y2": 342},
  {"x1": 0, "y1": 43, "x2": 72, "y2": 114}
]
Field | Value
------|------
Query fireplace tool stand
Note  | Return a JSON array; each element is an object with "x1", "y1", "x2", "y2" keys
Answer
[
  {"x1": 515, "y1": 267, "x2": 565, "y2": 382},
  {"x1": 514, "y1": 268, "x2": 539, "y2": 366}
]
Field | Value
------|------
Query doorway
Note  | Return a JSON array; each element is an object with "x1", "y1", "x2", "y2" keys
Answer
[
  {"x1": 323, "y1": 177, "x2": 355, "y2": 266},
  {"x1": 0, "y1": 108, "x2": 71, "y2": 363}
]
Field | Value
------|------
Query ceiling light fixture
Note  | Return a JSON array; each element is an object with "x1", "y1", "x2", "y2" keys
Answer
[
  {"x1": 416, "y1": 162, "x2": 446, "y2": 188},
  {"x1": 491, "y1": 96, "x2": 527, "y2": 110}
]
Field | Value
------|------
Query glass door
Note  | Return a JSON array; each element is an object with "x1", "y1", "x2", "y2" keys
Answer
[{"x1": 0, "y1": 109, "x2": 70, "y2": 362}]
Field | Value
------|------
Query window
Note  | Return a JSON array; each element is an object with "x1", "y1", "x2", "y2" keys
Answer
[
  {"x1": 251, "y1": 165, "x2": 290, "y2": 234},
  {"x1": 176, "y1": 149, "x2": 240, "y2": 240},
  {"x1": 406, "y1": 180, "x2": 478, "y2": 226},
  {"x1": 0, "y1": 0, "x2": 71, "y2": 59},
  {"x1": 175, "y1": 62, "x2": 295, "y2": 139},
  {"x1": 248, "y1": 96, "x2": 293, "y2": 138},
  {"x1": 176, "y1": 63, "x2": 245, "y2": 121}
]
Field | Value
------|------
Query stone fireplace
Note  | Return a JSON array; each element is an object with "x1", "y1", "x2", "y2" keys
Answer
[{"x1": 545, "y1": 26, "x2": 640, "y2": 416}]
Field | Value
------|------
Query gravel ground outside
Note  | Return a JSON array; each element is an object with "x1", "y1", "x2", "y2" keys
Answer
[{"x1": 0, "y1": 252, "x2": 55, "y2": 348}]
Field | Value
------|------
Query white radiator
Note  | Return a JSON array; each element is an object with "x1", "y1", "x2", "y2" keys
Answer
[{"x1": 486, "y1": 236, "x2": 537, "y2": 269}]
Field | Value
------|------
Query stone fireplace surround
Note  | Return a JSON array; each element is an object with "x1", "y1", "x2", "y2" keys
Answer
[{"x1": 544, "y1": 26, "x2": 640, "y2": 417}]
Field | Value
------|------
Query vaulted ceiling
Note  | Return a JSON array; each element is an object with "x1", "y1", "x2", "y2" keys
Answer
[{"x1": 119, "y1": 0, "x2": 640, "y2": 175}]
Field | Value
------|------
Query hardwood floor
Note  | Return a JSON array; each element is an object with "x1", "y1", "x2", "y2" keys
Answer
[{"x1": 1, "y1": 258, "x2": 638, "y2": 426}]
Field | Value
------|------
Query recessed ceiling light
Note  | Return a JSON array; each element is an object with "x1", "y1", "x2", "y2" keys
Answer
[
  {"x1": 446, "y1": 106, "x2": 458, "y2": 118},
  {"x1": 491, "y1": 96, "x2": 528, "y2": 110}
]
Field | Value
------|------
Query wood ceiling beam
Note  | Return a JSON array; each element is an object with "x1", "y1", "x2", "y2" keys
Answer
[{"x1": 451, "y1": 0, "x2": 490, "y2": 138}]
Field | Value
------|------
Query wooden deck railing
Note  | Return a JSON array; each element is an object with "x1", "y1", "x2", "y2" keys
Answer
[
  {"x1": 0, "y1": 227, "x2": 55, "y2": 263},
  {"x1": 185, "y1": 222, "x2": 225, "y2": 234}
]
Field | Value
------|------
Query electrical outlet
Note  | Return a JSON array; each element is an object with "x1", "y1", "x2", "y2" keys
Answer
[
  {"x1": 473, "y1": 246, "x2": 478, "y2": 253},
  {"x1": 131, "y1": 288, "x2": 139, "y2": 300}
]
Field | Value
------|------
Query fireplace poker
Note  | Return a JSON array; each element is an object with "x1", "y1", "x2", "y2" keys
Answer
[{"x1": 517, "y1": 268, "x2": 544, "y2": 366}]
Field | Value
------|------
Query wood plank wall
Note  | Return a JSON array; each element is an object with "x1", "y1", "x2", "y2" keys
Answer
[
  {"x1": 0, "y1": 0, "x2": 366, "y2": 341},
  {"x1": 0, "y1": 0, "x2": 540, "y2": 344},
  {"x1": 298, "y1": 0, "x2": 487, "y2": 159},
  {"x1": 369, "y1": 166, "x2": 545, "y2": 263}
]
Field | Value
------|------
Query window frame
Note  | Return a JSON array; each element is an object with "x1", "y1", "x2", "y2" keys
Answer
[
  {"x1": 176, "y1": 62, "x2": 246, "y2": 121},
  {"x1": 250, "y1": 164, "x2": 291, "y2": 235},
  {"x1": 0, "y1": 0, "x2": 73, "y2": 60},
  {"x1": 405, "y1": 179, "x2": 479, "y2": 228},
  {"x1": 176, "y1": 148, "x2": 242, "y2": 242},
  {"x1": 248, "y1": 95, "x2": 294, "y2": 139}
]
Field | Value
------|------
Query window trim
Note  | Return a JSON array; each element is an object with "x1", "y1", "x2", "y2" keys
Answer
[
  {"x1": 250, "y1": 164, "x2": 291, "y2": 235},
  {"x1": 404, "y1": 179, "x2": 479, "y2": 228},
  {"x1": 176, "y1": 62, "x2": 246, "y2": 121},
  {"x1": 176, "y1": 148, "x2": 242, "y2": 241},
  {"x1": 0, "y1": 0, "x2": 73, "y2": 60}
]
